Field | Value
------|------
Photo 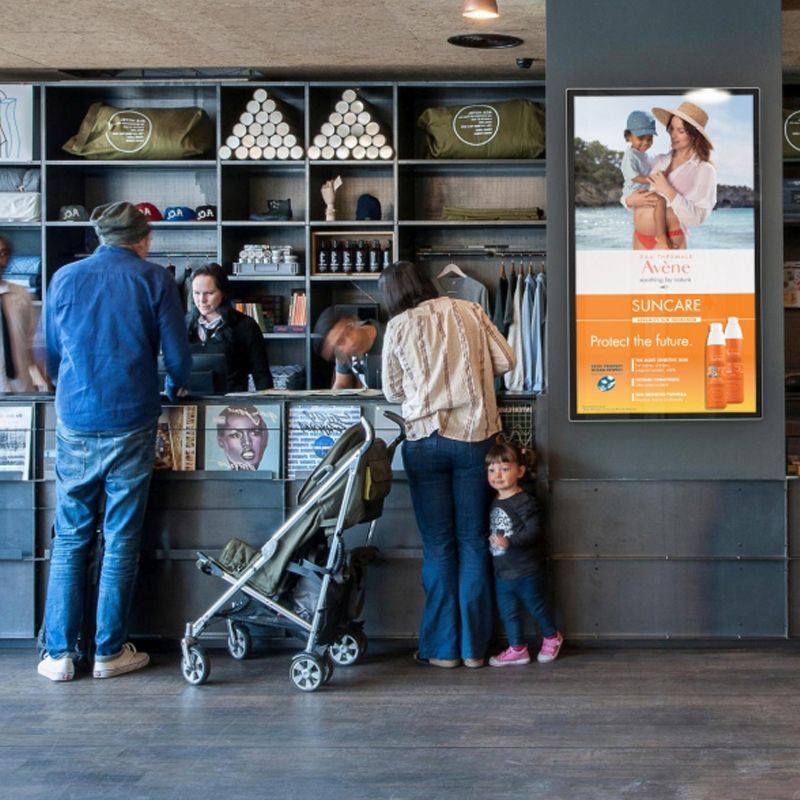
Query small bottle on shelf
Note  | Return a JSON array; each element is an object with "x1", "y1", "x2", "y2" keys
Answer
[
  {"x1": 354, "y1": 240, "x2": 367, "y2": 273},
  {"x1": 369, "y1": 240, "x2": 381, "y2": 273},
  {"x1": 329, "y1": 239, "x2": 341, "y2": 273},
  {"x1": 381, "y1": 241, "x2": 392, "y2": 271},
  {"x1": 342, "y1": 240, "x2": 354, "y2": 274},
  {"x1": 317, "y1": 240, "x2": 329, "y2": 274}
]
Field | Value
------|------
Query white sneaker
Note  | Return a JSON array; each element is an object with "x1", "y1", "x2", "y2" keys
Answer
[
  {"x1": 37, "y1": 654, "x2": 75, "y2": 682},
  {"x1": 93, "y1": 642, "x2": 150, "y2": 679}
]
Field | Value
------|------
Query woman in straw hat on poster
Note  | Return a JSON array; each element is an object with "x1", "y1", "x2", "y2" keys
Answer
[{"x1": 625, "y1": 100, "x2": 717, "y2": 250}]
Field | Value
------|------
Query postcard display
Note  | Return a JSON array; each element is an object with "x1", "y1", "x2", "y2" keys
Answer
[{"x1": 567, "y1": 88, "x2": 761, "y2": 420}]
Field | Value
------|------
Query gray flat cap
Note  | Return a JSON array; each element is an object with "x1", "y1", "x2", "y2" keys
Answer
[{"x1": 90, "y1": 201, "x2": 151, "y2": 246}]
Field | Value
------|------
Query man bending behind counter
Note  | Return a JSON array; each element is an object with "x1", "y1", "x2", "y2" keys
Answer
[{"x1": 313, "y1": 307, "x2": 383, "y2": 389}]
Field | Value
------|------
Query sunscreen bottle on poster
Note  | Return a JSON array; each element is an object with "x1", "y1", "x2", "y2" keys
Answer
[
  {"x1": 724, "y1": 316, "x2": 744, "y2": 404},
  {"x1": 706, "y1": 322, "x2": 727, "y2": 410}
]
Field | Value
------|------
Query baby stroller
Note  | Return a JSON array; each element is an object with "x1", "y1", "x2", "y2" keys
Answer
[{"x1": 180, "y1": 412, "x2": 405, "y2": 691}]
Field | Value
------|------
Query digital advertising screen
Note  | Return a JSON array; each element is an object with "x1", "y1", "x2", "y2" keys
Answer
[{"x1": 567, "y1": 88, "x2": 761, "y2": 420}]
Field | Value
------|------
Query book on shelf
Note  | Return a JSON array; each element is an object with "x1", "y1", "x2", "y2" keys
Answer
[{"x1": 288, "y1": 289, "x2": 307, "y2": 328}]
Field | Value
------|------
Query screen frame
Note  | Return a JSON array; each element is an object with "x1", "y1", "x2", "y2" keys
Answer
[{"x1": 566, "y1": 87, "x2": 762, "y2": 422}]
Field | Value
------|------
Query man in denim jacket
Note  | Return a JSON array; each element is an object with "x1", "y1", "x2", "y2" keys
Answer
[{"x1": 38, "y1": 201, "x2": 191, "y2": 682}]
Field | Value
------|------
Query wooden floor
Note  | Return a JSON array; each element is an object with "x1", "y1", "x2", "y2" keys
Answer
[{"x1": 3, "y1": 642, "x2": 800, "y2": 799}]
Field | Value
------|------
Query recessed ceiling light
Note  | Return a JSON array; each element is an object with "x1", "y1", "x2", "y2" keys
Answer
[{"x1": 447, "y1": 33, "x2": 524, "y2": 49}]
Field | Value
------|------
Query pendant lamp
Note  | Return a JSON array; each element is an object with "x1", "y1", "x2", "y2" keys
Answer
[{"x1": 463, "y1": 0, "x2": 499, "y2": 20}]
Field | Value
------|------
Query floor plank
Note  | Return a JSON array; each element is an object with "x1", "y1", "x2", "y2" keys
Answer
[{"x1": 2, "y1": 643, "x2": 800, "y2": 799}]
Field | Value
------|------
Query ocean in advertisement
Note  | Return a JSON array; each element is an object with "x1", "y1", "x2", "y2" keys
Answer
[{"x1": 575, "y1": 206, "x2": 755, "y2": 251}]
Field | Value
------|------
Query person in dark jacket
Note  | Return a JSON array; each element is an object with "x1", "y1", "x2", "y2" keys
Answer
[
  {"x1": 187, "y1": 263, "x2": 273, "y2": 392},
  {"x1": 485, "y1": 440, "x2": 563, "y2": 668}
]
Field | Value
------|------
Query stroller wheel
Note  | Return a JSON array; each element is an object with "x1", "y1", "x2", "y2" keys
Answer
[
  {"x1": 227, "y1": 623, "x2": 252, "y2": 661},
  {"x1": 181, "y1": 646, "x2": 210, "y2": 685},
  {"x1": 329, "y1": 631, "x2": 364, "y2": 666},
  {"x1": 290, "y1": 653, "x2": 325, "y2": 692}
]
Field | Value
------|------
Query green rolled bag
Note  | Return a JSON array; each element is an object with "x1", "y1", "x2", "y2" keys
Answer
[
  {"x1": 63, "y1": 102, "x2": 215, "y2": 160},
  {"x1": 417, "y1": 98, "x2": 545, "y2": 159}
]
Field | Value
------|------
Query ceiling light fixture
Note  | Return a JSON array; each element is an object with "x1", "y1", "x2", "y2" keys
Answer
[{"x1": 463, "y1": 0, "x2": 499, "y2": 20}]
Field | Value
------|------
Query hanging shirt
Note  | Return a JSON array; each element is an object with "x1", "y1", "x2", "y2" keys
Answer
[
  {"x1": 492, "y1": 271, "x2": 509, "y2": 337},
  {"x1": 504, "y1": 274, "x2": 525, "y2": 391},
  {"x1": 503, "y1": 269, "x2": 518, "y2": 329},
  {"x1": 434, "y1": 273, "x2": 490, "y2": 316},
  {"x1": 531, "y1": 272, "x2": 546, "y2": 394},
  {"x1": 521, "y1": 273, "x2": 536, "y2": 392}
]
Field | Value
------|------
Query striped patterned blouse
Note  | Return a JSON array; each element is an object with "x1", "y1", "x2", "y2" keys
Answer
[{"x1": 381, "y1": 296, "x2": 515, "y2": 442}]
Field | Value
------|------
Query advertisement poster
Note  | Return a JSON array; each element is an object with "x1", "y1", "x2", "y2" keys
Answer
[
  {"x1": 568, "y1": 88, "x2": 760, "y2": 419},
  {"x1": 203, "y1": 403, "x2": 281, "y2": 475}
]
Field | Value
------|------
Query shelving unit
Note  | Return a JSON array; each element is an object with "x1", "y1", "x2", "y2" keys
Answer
[{"x1": 0, "y1": 79, "x2": 545, "y2": 389}]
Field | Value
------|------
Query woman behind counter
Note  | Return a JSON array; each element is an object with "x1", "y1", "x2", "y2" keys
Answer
[
  {"x1": 379, "y1": 261, "x2": 515, "y2": 669},
  {"x1": 187, "y1": 263, "x2": 273, "y2": 392}
]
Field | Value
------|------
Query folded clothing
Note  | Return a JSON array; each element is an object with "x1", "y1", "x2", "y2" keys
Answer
[
  {"x1": 441, "y1": 206, "x2": 544, "y2": 221},
  {"x1": 0, "y1": 168, "x2": 40, "y2": 193}
]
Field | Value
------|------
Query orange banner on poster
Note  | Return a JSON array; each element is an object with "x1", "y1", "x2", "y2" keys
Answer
[{"x1": 574, "y1": 293, "x2": 757, "y2": 415}]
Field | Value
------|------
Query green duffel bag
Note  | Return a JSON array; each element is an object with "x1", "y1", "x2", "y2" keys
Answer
[
  {"x1": 417, "y1": 98, "x2": 545, "y2": 159},
  {"x1": 63, "y1": 102, "x2": 214, "y2": 160}
]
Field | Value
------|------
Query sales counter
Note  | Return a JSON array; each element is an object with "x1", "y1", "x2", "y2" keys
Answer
[{"x1": 0, "y1": 391, "x2": 537, "y2": 643}]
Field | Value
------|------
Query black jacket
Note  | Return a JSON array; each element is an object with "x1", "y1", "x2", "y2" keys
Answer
[{"x1": 187, "y1": 305, "x2": 273, "y2": 392}]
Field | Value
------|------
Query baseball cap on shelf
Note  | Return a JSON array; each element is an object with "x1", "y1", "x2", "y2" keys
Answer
[
  {"x1": 195, "y1": 205, "x2": 217, "y2": 222},
  {"x1": 164, "y1": 206, "x2": 197, "y2": 222},
  {"x1": 135, "y1": 202, "x2": 163, "y2": 221},
  {"x1": 355, "y1": 193, "x2": 381, "y2": 221},
  {"x1": 59, "y1": 204, "x2": 89, "y2": 222}
]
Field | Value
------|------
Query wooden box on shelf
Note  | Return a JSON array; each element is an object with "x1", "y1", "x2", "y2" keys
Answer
[{"x1": 311, "y1": 230, "x2": 395, "y2": 278}]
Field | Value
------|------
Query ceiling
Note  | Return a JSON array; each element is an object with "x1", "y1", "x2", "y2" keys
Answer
[{"x1": 0, "y1": 1, "x2": 799, "y2": 81}]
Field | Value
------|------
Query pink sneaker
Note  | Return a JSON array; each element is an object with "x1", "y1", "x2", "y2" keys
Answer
[
  {"x1": 489, "y1": 645, "x2": 530, "y2": 667},
  {"x1": 537, "y1": 632, "x2": 563, "y2": 663}
]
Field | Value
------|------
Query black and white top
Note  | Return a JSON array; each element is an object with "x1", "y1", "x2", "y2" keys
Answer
[{"x1": 489, "y1": 490, "x2": 544, "y2": 580}]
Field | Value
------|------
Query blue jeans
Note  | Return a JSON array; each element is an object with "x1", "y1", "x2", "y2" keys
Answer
[
  {"x1": 495, "y1": 570, "x2": 556, "y2": 645},
  {"x1": 402, "y1": 432, "x2": 495, "y2": 661},
  {"x1": 44, "y1": 421, "x2": 157, "y2": 659}
]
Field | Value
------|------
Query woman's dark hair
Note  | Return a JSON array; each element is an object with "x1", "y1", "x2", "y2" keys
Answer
[
  {"x1": 667, "y1": 115, "x2": 711, "y2": 162},
  {"x1": 188, "y1": 262, "x2": 233, "y2": 324},
  {"x1": 485, "y1": 439, "x2": 537, "y2": 472},
  {"x1": 0, "y1": 235, "x2": 12, "y2": 256},
  {"x1": 191, "y1": 262, "x2": 230, "y2": 301},
  {"x1": 378, "y1": 260, "x2": 438, "y2": 318}
]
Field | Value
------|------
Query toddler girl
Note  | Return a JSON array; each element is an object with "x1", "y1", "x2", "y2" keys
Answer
[{"x1": 486, "y1": 441, "x2": 562, "y2": 666}]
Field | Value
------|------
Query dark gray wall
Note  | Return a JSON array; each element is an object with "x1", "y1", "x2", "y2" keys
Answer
[{"x1": 546, "y1": 0, "x2": 784, "y2": 480}]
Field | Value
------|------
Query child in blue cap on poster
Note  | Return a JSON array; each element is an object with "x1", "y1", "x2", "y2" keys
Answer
[{"x1": 621, "y1": 110, "x2": 674, "y2": 250}]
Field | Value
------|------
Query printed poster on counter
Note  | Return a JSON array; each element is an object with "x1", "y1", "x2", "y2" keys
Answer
[
  {"x1": 203, "y1": 403, "x2": 281, "y2": 475},
  {"x1": 567, "y1": 88, "x2": 760, "y2": 420},
  {"x1": 0, "y1": 405, "x2": 33, "y2": 478}
]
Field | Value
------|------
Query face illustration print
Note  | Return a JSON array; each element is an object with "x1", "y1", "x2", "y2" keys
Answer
[{"x1": 216, "y1": 406, "x2": 268, "y2": 471}]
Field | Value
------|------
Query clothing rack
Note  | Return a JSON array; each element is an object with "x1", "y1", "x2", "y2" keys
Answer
[{"x1": 416, "y1": 247, "x2": 546, "y2": 259}]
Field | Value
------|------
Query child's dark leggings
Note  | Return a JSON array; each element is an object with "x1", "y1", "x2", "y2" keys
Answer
[{"x1": 495, "y1": 569, "x2": 556, "y2": 645}]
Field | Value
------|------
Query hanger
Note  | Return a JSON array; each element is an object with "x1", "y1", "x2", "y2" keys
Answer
[
  {"x1": 499, "y1": 261, "x2": 506, "y2": 278},
  {"x1": 437, "y1": 261, "x2": 466, "y2": 279},
  {"x1": 510, "y1": 260, "x2": 516, "y2": 275},
  {"x1": 527, "y1": 261, "x2": 533, "y2": 276}
]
